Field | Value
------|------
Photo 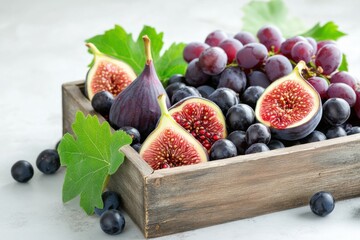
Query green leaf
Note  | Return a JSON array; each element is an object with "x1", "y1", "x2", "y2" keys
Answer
[
  {"x1": 339, "y1": 53, "x2": 349, "y2": 71},
  {"x1": 86, "y1": 25, "x2": 187, "y2": 86},
  {"x1": 242, "y1": 0, "x2": 306, "y2": 38},
  {"x1": 301, "y1": 21, "x2": 347, "y2": 41},
  {"x1": 58, "y1": 111, "x2": 132, "y2": 215},
  {"x1": 155, "y1": 42, "x2": 188, "y2": 83}
]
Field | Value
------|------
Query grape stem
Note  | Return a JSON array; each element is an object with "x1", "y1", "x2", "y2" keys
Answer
[{"x1": 308, "y1": 61, "x2": 330, "y2": 84}]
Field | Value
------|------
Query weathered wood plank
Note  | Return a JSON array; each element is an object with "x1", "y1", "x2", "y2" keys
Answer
[
  {"x1": 62, "y1": 81, "x2": 153, "y2": 234},
  {"x1": 62, "y1": 81, "x2": 95, "y2": 134},
  {"x1": 108, "y1": 145, "x2": 153, "y2": 232},
  {"x1": 144, "y1": 134, "x2": 360, "y2": 237}
]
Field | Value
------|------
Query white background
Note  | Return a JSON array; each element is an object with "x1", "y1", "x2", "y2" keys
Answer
[{"x1": 1, "y1": 0, "x2": 360, "y2": 239}]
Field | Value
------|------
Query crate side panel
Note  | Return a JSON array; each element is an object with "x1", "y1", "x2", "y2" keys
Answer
[
  {"x1": 62, "y1": 82, "x2": 95, "y2": 134},
  {"x1": 144, "y1": 138, "x2": 360, "y2": 237},
  {"x1": 108, "y1": 146, "x2": 152, "y2": 232},
  {"x1": 62, "y1": 82, "x2": 153, "y2": 235}
]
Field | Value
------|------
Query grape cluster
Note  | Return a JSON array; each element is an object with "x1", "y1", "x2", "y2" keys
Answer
[{"x1": 165, "y1": 26, "x2": 360, "y2": 160}]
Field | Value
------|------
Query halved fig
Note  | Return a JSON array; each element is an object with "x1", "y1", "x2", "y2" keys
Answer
[
  {"x1": 85, "y1": 43, "x2": 136, "y2": 100},
  {"x1": 140, "y1": 94, "x2": 208, "y2": 170},
  {"x1": 169, "y1": 97, "x2": 227, "y2": 150},
  {"x1": 255, "y1": 61, "x2": 322, "y2": 141}
]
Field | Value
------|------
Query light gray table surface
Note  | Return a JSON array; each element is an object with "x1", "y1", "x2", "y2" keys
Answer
[{"x1": 2, "y1": 0, "x2": 360, "y2": 239}]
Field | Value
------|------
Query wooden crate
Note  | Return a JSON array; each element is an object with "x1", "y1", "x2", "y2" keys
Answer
[{"x1": 63, "y1": 80, "x2": 360, "y2": 238}]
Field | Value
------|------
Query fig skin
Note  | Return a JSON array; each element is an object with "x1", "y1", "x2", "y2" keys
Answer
[
  {"x1": 109, "y1": 36, "x2": 170, "y2": 139},
  {"x1": 255, "y1": 61, "x2": 322, "y2": 141}
]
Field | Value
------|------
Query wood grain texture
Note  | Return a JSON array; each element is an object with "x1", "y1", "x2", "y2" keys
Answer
[
  {"x1": 63, "y1": 81, "x2": 360, "y2": 239},
  {"x1": 62, "y1": 81, "x2": 153, "y2": 233},
  {"x1": 62, "y1": 81, "x2": 95, "y2": 134},
  {"x1": 108, "y1": 145, "x2": 153, "y2": 232},
  {"x1": 144, "y1": 134, "x2": 360, "y2": 237}
]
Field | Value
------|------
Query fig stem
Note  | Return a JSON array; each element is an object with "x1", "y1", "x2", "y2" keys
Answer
[
  {"x1": 86, "y1": 42, "x2": 102, "y2": 56},
  {"x1": 157, "y1": 94, "x2": 170, "y2": 117},
  {"x1": 142, "y1": 35, "x2": 152, "y2": 64},
  {"x1": 294, "y1": 60, "x2": 307, "y2": 73}
]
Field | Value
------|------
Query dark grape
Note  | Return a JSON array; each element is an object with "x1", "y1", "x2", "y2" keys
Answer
[
  {"x1": 131, "y1": 143, "x2": 141, "y2": 152},
  {"x1": 264, "y1": 55, "x2": 292, "y2": 82},
  {"x1": 118, "y1": 126, "x2": 141, "y2": 145},
  {"x1": 325, "y1": 126, "x2": 347, "y2": 139},
  {"x1": 245, "y1": 123, "x2": 271, "y2": 145},
  {"x1": 234, "y1": 31, "x2": 257, "y2": 45},
  {"x1": 327, "y1": 83, "x2": 356, "y2": 107},
  {"x1": 217, "y1": 67, "x2": 247, "y2": 93},
  {"x1": 283, "y1": 140, "x2": 302, "y2": 147},
  {"x1": 11, "y1": 160, "x2": 34, "y2": 183},
  {"x1": 236, "y1": 43, "x2": 268, "y2": 69},
  {"x1": 227, "y1": 131, "x2": 247, "y2": 155},
  {"x1": 165, "y1": 82, "x2": 186, "y2": 100},
  {"x1": 315, "y1": 45, "x2": 342, "y2": 75},
  {"x1": 342, "y1": 123, "x2": 353, "y2": 132},
  {"x1": 100, "y1": 209, "x2": 125, "y2": 235},
  {"x1": 291, "y1": 41, "x2": 314, "y2": 63},
  {"x1": 301, "y1": 130, "x2": 327, "y2": 143},
  {"x1": 279, "y1": 36, "x2": 306, "y2": 58},
  {"x1": 95, "y1": 191, "x2": 121, "y2": 216},
  {"x1": 347, "y1": 126, "x2": 360, "y2": 135},
  {"x1": 91, "y1": 91, "x2": 114, "y2": 117},
  {"x1": 208, "y1": 73, "x2": 222, "y2": 89},
  {"x1": 185, "y1": 58, "x2": 211, "y2": 87},
  {"x1": 171, "y1": 86, "x2": 201, "y2": 105},
  {"x1": 307, "y1": 76, "x2": 329, "y2": 99},
  {"x1": 183, "y1": 42, "x2": 209, "y2": 63},
  {"x1": 309, "y1": 191, "x2": 335, "y2": 217},
  {"x1": 205, "y1": 30, "x2": 228, "y2": 47},
  {"x1": 196, "y1": 85, "x2": 215, "y2": 99},
  {"x1": 219, "y1": 39, "x2": 243, "y2": 64},
  {"x1": 322, "y1": 98, "x2": 351, "y2": 126},
  {"x1": 199, "y1": 47, "x2": 228, "y2": 75},
  {"x1": 208, "y1": 88, "x2": 239, "y2": 115},
  {"x1": 247, "y1": 71, "x2": 271, "y2": 88},
  {"x1": 241, "y1": 86, "x2": 265, "y2": 109},
  {"x1": 168, "y1": 74, "x2": 186, "y2": 85},
  {"x1": 245, "y1": 143, "x2": 270, "y2": 154},
  {"x1": 330, "y1": 71, "x2": 357, "y2": 90},
  {"x1": 256, "y1": 25, "x2": 283, "y2": 52},
  {"x1": 36, "y1": 149, "x2": 60, "y2": 174},
  {"x1": 267, "y1": 139, "x2": 285, "y2": 150},
  {"x1": 226, "y1": 104, "x2": 255, "y2": 132},
  {"x1": 209, "y1": 139, "x2": 237, "y2": 160}
]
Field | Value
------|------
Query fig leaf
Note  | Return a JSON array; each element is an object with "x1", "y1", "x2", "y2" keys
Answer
[
  {"x1": 242, "y1": 0, "x2": 347, "y2": 42},
  {"x1": 58, "y1": 111, "x2": 132, "y2": 215},
  {"x1": 301, "y1": 21, "x2": 347, "y2": 41},
  {"x1": 86, "y1": 25, "x2": 187, "y2": 86},
  {"x1": 338, "y1": 53, "x2": 349, "y2": 72},
  {"x1": 241, "y1": 0, "x2": 306, "y2": 37},
  {"x1": 242, "y1": 0, "x2": 348, "y2": 71}
]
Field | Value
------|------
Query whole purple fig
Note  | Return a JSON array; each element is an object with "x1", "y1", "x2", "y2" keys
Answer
[{"x1": 109, "y1": 36, "x2": 170, "y2": 139}]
